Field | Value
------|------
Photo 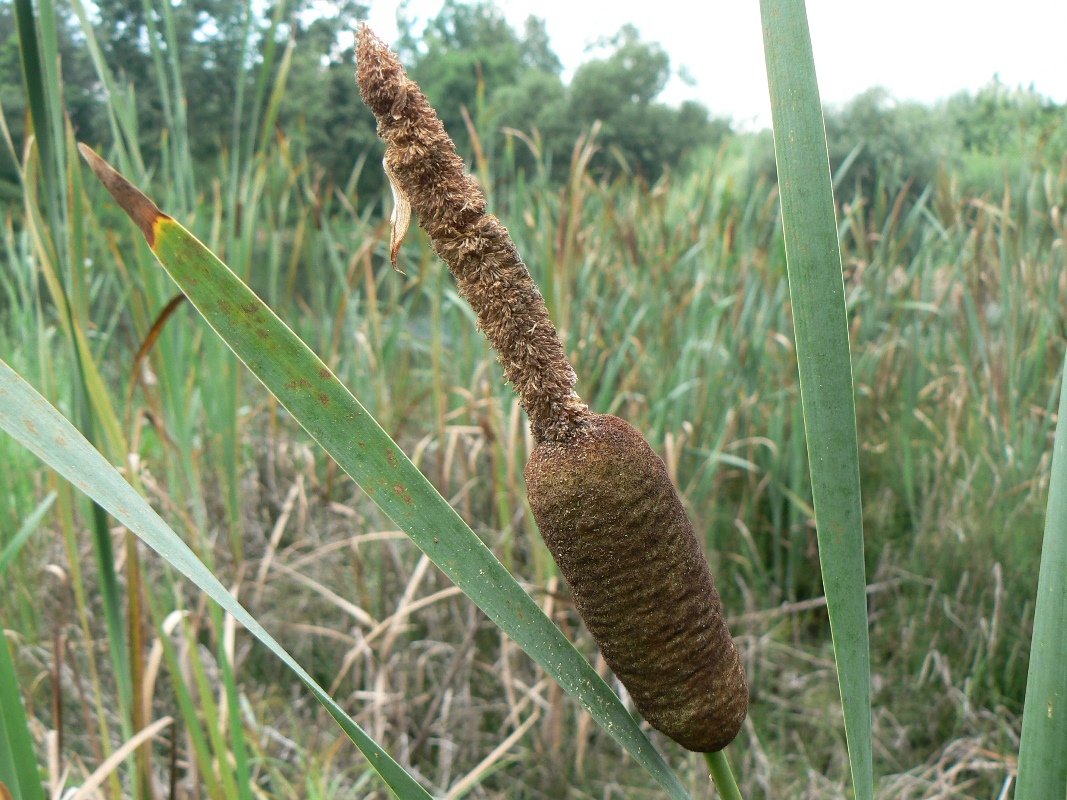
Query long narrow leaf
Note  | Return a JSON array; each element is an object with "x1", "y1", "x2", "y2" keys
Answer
[
  {"x1": 0, "y1": 607, "x2": 48, "y2": 800},
  {"x1": 0, "y1": 358, "x2": 434, "y2": 800},
  {"x1": 759, "y1": 2, "x2": 873, "y2": 797},
  {"x1": 11, "y1": 0, "x2": 58, "y2": 225},
  {"x1": 78, "y1": 145, "x2": 691, "y2": 800},
  {"x1": 1016, "y1": 350, "x2": 1067, "y2": 799},
  {"x1": 0, "y1": 491, "x2": 55, "y2": 576}
]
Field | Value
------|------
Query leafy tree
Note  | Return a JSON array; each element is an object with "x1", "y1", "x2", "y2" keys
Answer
[
  {"x1": 346, "y1": 10, "x2": 730, "y2": 185},
  {"x1": 491, "y1": 68, "x2": 570, "y2": 164},
  {"x1": 2, "y1": 0, "x2": 743, "y2": 200},
  {"x1": 824, "y1": 87, "x2": 963, "y2": 200},
  {"x1": 0, "y1": 0, "x2": 375, "y2": 175},
  {"x1": 273, "y1": 0, "x2": 383, "y2": 197},
  {"x1": 397, "y1": 0, "x2": 536, "y2": 157},
  {"x1": 822, "y1": 83, "x2": 1066, "y2": 203},
  {"x1": 947, "y1": 78, "x2": 1067, "y2": 162},
  {"x1": 89, "y1": 0, "x2": 254, "y2": 161},
  {"x1": 517, "y1": 15, "x2": 561, "y2": 75},
  {"x1": 554, "y1": 25, "x2": 728, "y2": 180}
]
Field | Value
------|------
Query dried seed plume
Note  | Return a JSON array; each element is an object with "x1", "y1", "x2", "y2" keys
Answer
[{"x1": 356, "y1": 25, "x2": 590, "y2": 443}]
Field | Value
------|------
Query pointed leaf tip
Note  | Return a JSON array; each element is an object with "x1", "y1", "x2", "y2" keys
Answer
[{"x1": 77, "y1": 144, "x2": 168, "y2": 247}]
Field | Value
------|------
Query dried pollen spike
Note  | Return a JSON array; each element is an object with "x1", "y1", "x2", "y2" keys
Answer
[{"x1": 356, "y1": 25, "x2": 747, "y2": 752}]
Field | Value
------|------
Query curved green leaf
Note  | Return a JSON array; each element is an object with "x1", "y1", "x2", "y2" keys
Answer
[
  {"x1": 77, "y1": 145, "x2": 690, "y2": 800},
  {"x1": 0, "y1": 358, "x2": 434, "y2": 800},
  {"x1": 0, "y1": 491, "x2": 55, "y2": 577}
]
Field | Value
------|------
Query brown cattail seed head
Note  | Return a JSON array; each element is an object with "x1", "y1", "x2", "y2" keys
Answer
[
  {"x1": 356, "y1": 26, "x2": 748, "y2": 753},
  {"x1": 356, "y1": 25, "x2": 590, "y2": 443},
  {"x1": 525, "y1": 414, "x2": 747, "y2": 751}
]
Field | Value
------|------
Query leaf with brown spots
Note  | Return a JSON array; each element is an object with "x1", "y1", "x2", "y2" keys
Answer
[{"x1": 76, "y1": 141, "x2": 691, "y2": 797}]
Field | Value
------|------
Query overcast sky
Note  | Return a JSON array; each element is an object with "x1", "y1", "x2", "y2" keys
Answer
[{"x1": 364, "y1": 0, "x2": 1067, "y2": 130}]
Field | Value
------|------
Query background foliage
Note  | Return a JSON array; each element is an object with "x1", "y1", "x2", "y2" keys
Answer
[{"x1": 1, "y1": 0, "x2": 1066, "y2": 796}]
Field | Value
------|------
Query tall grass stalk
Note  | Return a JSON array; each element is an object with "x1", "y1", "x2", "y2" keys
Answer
[
  {"x1": 0, "y1": 358, "x2": 437, "y2": 800},
  {"x1": 13, "y1": 0, "x2": 140, "y2": 793}
]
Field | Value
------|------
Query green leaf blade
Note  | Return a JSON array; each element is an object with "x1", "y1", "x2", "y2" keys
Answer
[
  {"x1": 1016, "y1": 351, "x2": 1067, "y2": 799},
  {"x1": 0, "y1": 358, "x2": 434, "y2": 800},
  {"x1": 759, "y1": 2, "x2": 873, "y2": 798},
  {"x1": 0, "y1": 491, "x2": 55, "y2": 577},
  {"x1": 0, "y1": 606, "x2": 48, "y2": 800},
  {"x1": 78, "y1": 146, "x2": 690, "y2": 799}
]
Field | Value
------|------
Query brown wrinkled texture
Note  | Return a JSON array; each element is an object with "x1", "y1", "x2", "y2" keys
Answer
[
  {"x1": 356, "y1": 26, "x2": 747, "y2": 753},
  {"x1": 526, "y1": 414, "x2": 748, "y2": 752},
  {"x1": 356, "y1": 25, "x2": 590, "y2": 443}
]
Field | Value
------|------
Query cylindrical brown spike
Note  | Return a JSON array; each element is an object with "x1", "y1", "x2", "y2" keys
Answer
[
  {"x1": 356, "y1": 25, "x2": 748, "y2": 753},
  {"x1": 525, "y1": 414, "x2": 748, "y2": 751}
]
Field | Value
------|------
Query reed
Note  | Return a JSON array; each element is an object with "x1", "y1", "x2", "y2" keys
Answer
[{"x1": 1, "y1": 0, "x2": 1065, "y2": 796}]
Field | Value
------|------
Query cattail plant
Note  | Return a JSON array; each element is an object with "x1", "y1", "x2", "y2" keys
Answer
[{"x1": 356, "y1": 25, "x2": 748, "y2": 753}]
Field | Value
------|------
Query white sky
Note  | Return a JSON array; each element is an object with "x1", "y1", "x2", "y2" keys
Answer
[{"x1": 365, "y1": 0, "x2": 1067, "y2": 130}]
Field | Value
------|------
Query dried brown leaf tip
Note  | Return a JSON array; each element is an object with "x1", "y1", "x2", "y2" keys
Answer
[
  {"x1": 78, "y1": 144, "x2": 170, "y2": 248},
  {"x1": 356, "y1": 25, "x2": 747, "y2": 752}
]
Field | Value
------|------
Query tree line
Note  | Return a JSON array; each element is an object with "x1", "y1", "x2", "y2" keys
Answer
[
  {"x1": 0, "y1": 0, "x2": 730, "y2": 198},
  {"x1": 1, "y1": 0, "x2": 1064, "y2": 205}
]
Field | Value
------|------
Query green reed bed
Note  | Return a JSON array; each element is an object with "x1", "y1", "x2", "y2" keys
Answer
[
  {"x1": 4, "y1": 133, "x2": 1066, "y2": 797},
  {"x1": 3, "y1": 128, "x2": 1066, "y2": 797},
  {"x1": 3, "y1": 0, "x2": 1067, "y2": 795}
]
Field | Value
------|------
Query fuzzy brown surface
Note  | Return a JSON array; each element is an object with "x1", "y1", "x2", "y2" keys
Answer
[
  {"x1": 525, "y1": 414, "x2": 748, "y2": 752},
  {"x1": 355, "y1": 25, "x2": 590, "y2": 443}
]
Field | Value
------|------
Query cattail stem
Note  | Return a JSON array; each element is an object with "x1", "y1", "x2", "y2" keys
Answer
[
  {"x1": 705, "y1": 750, "x2": 744, "y2": 800},
  {"x1": 355, "y1": 25, "x2": 591, "y2": 443}
]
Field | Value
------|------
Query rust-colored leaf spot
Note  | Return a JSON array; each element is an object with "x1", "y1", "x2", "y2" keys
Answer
[
  {"x1": 285, "y1": 380, "x2": 299, "y2": 391},
  {"x1": 385, "y1": 449, "x2": 398, "y2": 469},
  {"x1": 317, "y1": 393, "x2": 330, "y2": 406},
  {"x1": 78, "y1": 144, "x2": 171, "y2": 248},
  {"x1": 23, "y1": 418, "x2": 35, "y2": 434},
  {"x1": 256, "y1": 328, "x2": 270, "y2": 339},
  {"x1": 241, "y1": 300, "x2": 261, "y2": 315},
  {"x1": 55, "y1": 435, "x2": 66, "y2": 446},
  {"x1": 319, "y1": 368, "x2": 332, "y2": 379}
]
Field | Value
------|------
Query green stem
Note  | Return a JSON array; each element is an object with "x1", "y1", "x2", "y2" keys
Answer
[{"x1": 705, "y1": 750, "x2": 744, "y2": 800}]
